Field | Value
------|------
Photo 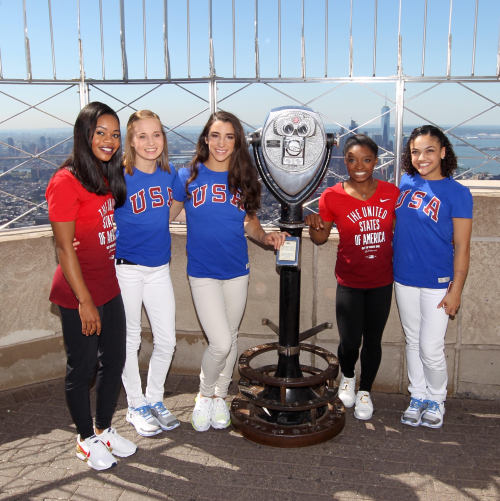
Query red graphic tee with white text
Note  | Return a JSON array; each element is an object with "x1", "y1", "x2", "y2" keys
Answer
[
  {"x1": 319, "y1": 180, "x2": 399, "y2": 288},
  {"x1": 46, "y1": 168, "x2": 120, "y2": 308}
]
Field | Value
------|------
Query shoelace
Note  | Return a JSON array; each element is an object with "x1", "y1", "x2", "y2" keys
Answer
[
  {"x1": 409, "y1": 398, "x2": 424, "y2": 409},
  {"x1": 152, "y1": 402, "x2": 169, "y2": 416},
  {"x1": 424, "y1": 400, "x2": 439, "y2": 412},
  {"x1": 136, "y1": 405, "x2": 154, "y2": 418}
]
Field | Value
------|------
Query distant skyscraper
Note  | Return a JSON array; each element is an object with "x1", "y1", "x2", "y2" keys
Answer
[{"x1": 381, "y1": 105, "x2": 390, "y2": 148}]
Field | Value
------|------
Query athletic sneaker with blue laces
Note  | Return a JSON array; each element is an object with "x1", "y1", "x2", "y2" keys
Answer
[
  {"x1": 126, "y1": 405, "x2": 162, "y2": 437},
  {"x1": 401, "y1": 397, "x2": 427, "y2": 427},
  {"x1": 150, "y1": 401, "x2": 180, "y2": 431},
  {"x1": 421, "y1": 400, "x2": 445, "y2": 429}
]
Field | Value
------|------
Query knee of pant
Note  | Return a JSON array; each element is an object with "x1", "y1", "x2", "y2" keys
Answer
[
  {"x1": 126, "y1": 337, "x2": 142, "y2": 352},
  {"x1": 420, "y1": 346, "x2": 445, "y2": 369},
  {"x1": 66, "y1": 365, "x2": 95, "y2": 388},
  {"x1": 207, "y1": 341, "x2": 232, "y2": 361},
  {"x1": 152, "y1": 340, "x2": 176, "y2": 356}
]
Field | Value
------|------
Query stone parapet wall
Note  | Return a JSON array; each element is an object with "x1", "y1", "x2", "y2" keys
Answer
[{"x1": 1, "y1": 192, "x2": 499, "y2": 398}]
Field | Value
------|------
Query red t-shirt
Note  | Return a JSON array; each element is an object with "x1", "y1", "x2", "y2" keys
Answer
[
  {"x1": 319, "y1": 180, "x2": 400, "y2": 288},
  {"x1": 46, "y1": 168, "x2": 120, "y2": 308}
]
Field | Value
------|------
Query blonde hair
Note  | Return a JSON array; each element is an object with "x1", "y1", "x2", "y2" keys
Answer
[{"x1": 123, "y1": 110, "x2": 170, "y2": 175}]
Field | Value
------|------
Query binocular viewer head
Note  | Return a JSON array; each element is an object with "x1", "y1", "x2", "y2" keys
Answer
[{"x1": 250, "y1": 106, "x2": 334, "y2": 211}]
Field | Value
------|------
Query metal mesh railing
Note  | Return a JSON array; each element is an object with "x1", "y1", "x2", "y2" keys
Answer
[{"x1": 0, "y1": 0, "x2": 498, "y2": 229}]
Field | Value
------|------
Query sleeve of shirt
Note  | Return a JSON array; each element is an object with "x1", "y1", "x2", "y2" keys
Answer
[
  {"x1": 172, "y1": 167, "x2": 188, "y2": 202},
  {"x1": 451, "y1": 183, "x2": 473, "y2": 219},
  {"x1": 45, "y1": 171, "x2": 80, "y2": 222},
  {"x1": 319, "y1": 188, "x2": 335, "y2": 222}
]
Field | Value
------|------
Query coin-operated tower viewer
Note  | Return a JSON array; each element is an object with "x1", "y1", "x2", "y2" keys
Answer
[{"x1": 231, "y1": 106, "x2": 345, "y2": 447}]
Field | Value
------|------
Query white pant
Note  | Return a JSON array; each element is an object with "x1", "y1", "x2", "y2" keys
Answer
[
  {"x1": 394, "y1": 282, "x2": 449, "y2": 402},
  {"x1": 116, "y1": 263, "x2": 176, "y2": 408},
  {"x1": 189, "y1": 274, "x2": 249, "y2": 398}
]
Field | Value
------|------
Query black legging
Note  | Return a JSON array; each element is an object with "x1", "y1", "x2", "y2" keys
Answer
[
  {"x1": 59, "y1": 294, "x2": 126, "y2": 439},
  {"x1": 336, "y1": 283, "x2": 393, "y2": 392}
]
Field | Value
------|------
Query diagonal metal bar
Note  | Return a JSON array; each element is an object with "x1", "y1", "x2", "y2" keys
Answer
[
  {"x1": 0, "y1": 200, "x2": 48, "y2": 230},
  {"x1": 0, "y1": 86, "x2": 76, "y2": 127},
  {"x1": 457, "y1": 82, "x2": 500, "y2": 107},
  {"x1": 261, "y1": 83, "x2": 308, "y2": 107},
  {"x1": 404, "y1": 105, "x2": 498, "y2": 162}
]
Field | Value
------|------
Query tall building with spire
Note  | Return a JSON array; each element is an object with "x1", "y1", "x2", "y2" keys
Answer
[{"x1": 381, "y1": 104, "x2": 390, "y2": 148}]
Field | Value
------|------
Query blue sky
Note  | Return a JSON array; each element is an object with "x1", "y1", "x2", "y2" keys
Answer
[{"x1": 0, "y1": 0, "x2": 498, "y2": 128}]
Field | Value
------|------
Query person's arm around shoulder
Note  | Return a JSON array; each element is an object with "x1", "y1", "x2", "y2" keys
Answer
[
  {"x1": 437, "y1": 217, "x2": 472, "y2": 316},
  {"x1": 244, "y1": 213, "x2": 288, "y2": 250},
  {"x1": 51, "y1": 221, "x2": 101, "y2": 336},
  {"x1": 304, "y1": 213, "x2": 334, "y2": 245}
]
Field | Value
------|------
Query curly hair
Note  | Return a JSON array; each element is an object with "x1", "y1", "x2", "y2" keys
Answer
[
  {"x1": 123, "y1": 110, "x2": 170, "y2": 175},
  {"x1": 402, "y1": 125, "x2": 457, "y2": 178},
  {"x1": 186, "y1": 111, "x2": 261, "y2": 214},
  {"x1": 60, "y1": 101, "x2": 126, "y2": 207}
]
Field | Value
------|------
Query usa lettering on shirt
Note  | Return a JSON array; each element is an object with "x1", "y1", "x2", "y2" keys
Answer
[
  {"x1": 130, "y1": 186, "x2": 173, "y2": 214},
  {"x1": 396, "y1": 189, "x2": 441, "y2": 222},
  {"x1": 191, "y1": 183, "x2": 243, "y2": 210}
]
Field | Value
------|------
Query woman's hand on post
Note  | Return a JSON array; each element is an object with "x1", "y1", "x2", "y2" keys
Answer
[
  {"x1": 262, "y1": 230, "x2": 289, "y2": 250},
  {"x1": 304, "y1": 214, "x2": 324, "y2": 231}
]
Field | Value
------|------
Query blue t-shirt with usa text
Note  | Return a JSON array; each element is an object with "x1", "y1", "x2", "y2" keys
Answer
[
  {"x1": 172, "y1": 164, "x2": 249, "y2": 279},
  {"x1": 114, "y1": 165, "x2": 176, "y2": 267},
  {"x1": 393, "y1": 173, "x2": 473, "y2": 288}
]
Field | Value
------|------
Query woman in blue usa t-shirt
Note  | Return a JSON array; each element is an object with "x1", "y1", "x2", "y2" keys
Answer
[
  {"x1": 393, "y1": 125, "x2": 472, "y2": 430},
  {"x1": 171, "y1": 111, "x2": 287, "y2": 432}
]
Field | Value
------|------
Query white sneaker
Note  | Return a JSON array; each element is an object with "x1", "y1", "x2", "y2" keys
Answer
[
  {"x1": 191, "y1": 394, "x2": 213, "y2": 432},
  {"x1": 76, "y1": 434, "x2": 117, "y2": 471},
  {"x1": 338, "y1": 374, "x2": 356, "y2": 408},
  {"x1": 401, "y1": 397, "x2": 427, "y2": 427},
  {"x1": 420, "y1": 400, "x2": 445, "y2": 429},
  {"x1": 149, "y1": 401, "x2": 180, "y2": 431},
  {"x1": 126, "y1": 405, "x2": 162, "y2": 437},
  {"x1": 211, "y1": 397, "x2": 231, "y2": 429},
  {"x1": 354, "y1": 391, "x2": 373, "y2": 420},
  {"x1": 97, "y1": 427, "x2": 137, "y2": 457}
]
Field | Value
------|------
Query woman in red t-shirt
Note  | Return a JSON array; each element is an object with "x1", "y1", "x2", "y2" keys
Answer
[
  {"x1": 305, "y1": 134, "x2": 399, "y2": 421},
  {"x1": 46, "y1": 102, "x2": 136, "y2": 470}
]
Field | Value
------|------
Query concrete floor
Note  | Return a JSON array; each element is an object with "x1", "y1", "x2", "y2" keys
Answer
[{"x1": 0, "y1": 374, "x2": 499, "y2": 501}]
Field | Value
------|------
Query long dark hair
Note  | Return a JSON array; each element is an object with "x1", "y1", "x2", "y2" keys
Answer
[
  {"x1": 186, "y1": 111, "x2": 261, "y2": 214},
  {"x1": 60, "y1": 101, "x2": 126, "y2": 206},
  {"x1": 402, "y1": 125, "x2": 457, "y2": 178}
]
